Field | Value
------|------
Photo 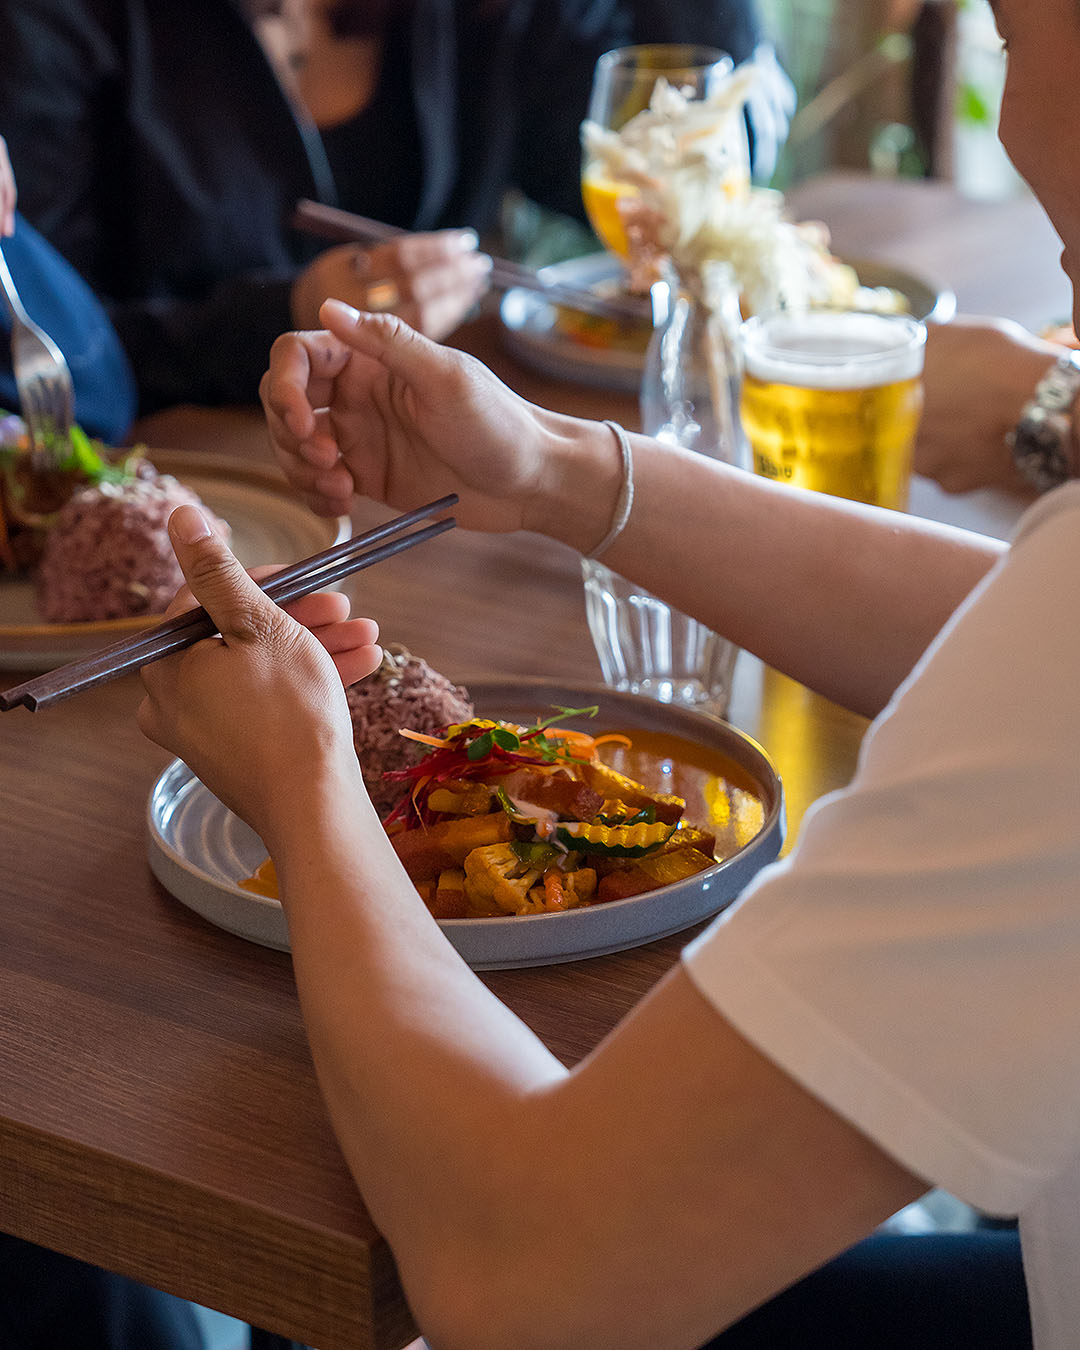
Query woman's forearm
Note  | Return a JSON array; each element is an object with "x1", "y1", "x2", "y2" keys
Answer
[
  {"x1": 265, "y1": 780, "x2": 568, "y2": 1310},
  {"x1": 532, "y1": 418, "x2": 1005, "y2": 718}
]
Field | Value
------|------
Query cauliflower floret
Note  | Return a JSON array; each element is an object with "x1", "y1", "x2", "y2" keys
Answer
[
  {"x1": 569, "y1": 868, "x2": 598, "y2": 903},
  {"x1": 463, "y1": 844, "x2": 542, "y2": 916}
]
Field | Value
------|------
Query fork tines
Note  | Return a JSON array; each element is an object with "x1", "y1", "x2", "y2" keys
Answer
[
  {"x1": 0, "y1": 239, "x2": 75, "y2": 468},
  {"x1": 0, "y1": 495, "x2": 458, "y2": 713}
]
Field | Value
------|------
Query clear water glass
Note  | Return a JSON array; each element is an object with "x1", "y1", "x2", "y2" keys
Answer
[
  {"x1": 581, "y1": 266, "x2": 746, "y2": 714},
  {"x1": 582, "y1": 559, "x2": 738, "y2": 708}
]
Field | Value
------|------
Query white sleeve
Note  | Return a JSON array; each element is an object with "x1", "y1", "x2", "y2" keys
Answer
[{"x1": 683, "y1": 484, "x2": 1080, "y2": 1217}]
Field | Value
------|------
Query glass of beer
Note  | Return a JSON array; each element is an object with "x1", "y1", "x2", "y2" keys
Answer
[
  {"x1": 581, "y1": 44, "x2": 747, "y2": 258},
  {"x1": 739, "y1": 311, "x2": 927, "y2": 510}
]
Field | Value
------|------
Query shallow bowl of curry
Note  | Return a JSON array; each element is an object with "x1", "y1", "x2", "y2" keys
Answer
[{"x1": 146, "y1": 678, "x2": 785, "y2": 969}]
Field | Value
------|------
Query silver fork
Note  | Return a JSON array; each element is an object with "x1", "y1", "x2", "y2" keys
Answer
[{"x1": 0, "y1": 239, "x2": 74, "y2": 467}]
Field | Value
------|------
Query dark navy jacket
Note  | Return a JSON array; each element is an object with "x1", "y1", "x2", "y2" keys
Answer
[{"x1": 0, "y1": 0, "x2": 761, "y2": 413}]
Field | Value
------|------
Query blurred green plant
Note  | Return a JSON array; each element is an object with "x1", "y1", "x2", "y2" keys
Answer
[
  {"x1": 953, "y1": 0, "x2": 1019, "y2": 197},
  {"x1": 955, "y1": 0, "x2": 1003, "y2": 128},
  {"x1": 498, "y1": 191, "x2": 598, "y2": 267},
  {"x1": 869, "y1": 120, "x2": 926, "y2": 177},
  {"x1": 957, "y1": 82, "x2": 993, "y2": 126}
]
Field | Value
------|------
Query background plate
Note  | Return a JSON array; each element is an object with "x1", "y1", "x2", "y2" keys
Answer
[
  {"x1": 147, "y1": 679, "x2": 785, "y2": 970},
  {"x1": 499, "y1": 252, "x2": 956, "y2": 393},
  {"x1": 0, "y1": 450, "x2": 348, "y2": 670}
]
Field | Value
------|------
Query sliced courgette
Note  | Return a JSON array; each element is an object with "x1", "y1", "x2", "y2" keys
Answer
[{"x1": 554, "y1": 819, "x2": 676, "y2": 857}]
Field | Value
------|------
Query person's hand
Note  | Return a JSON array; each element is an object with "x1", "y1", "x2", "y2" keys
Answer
[
  {"x1": 289, "y1": 230, "x2": 492, "y2": 340},
  {"x1": 261, "y1": 299, "x2": 561, "y2": 531},
  {"x1": 917, "y1": 316, "x2": 1064, "y2": 493},
  {"x1": 137, "y1": 503, "x2": 381, "y2": 843},
  {"x1": 0, "y1": 136, "x2": 16, "y2": 237},
  {"x1": 745, "y1": 44, "x2": 796, "y2": 183}
]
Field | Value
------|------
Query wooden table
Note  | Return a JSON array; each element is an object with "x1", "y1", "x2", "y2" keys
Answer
[{"x1": 0, "y1": 171, "x2": 1049, "y2": 1348}]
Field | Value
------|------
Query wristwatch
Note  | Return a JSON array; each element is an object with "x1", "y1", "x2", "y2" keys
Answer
[{"x1": 1008, "y1": 349, "x2": 1080, "y2": 492}]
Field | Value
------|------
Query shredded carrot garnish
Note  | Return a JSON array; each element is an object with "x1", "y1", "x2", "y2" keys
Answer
[
  {"x1": 592, "y1": 734, "x2": 633, "y2": 751},
  {"x1": 543, "y1": 727, "x2": 596, "y2": 750},
  {"x1": 543, "y1": 871, "x2": 570, "y2": 910},
  {"x1": 410, "y1": 774, "x2": 433, "y2": 825},
  {"x1": 399, "y1": 729, "x2": 452, "y2": 749}
]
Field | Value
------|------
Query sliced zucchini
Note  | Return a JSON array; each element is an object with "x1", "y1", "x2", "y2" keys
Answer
[{"x1": 555, "y1": 819, "x2": 676, "y2": 857}]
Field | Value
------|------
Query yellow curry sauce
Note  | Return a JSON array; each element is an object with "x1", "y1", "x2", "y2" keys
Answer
[{"x1": 596, "y1": 729, "x2": 767, "y2": 862}]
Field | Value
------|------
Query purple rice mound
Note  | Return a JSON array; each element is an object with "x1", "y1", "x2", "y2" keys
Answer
[
  {"x1": 36, "y1": 473, "x2": 226, "y2": 623},
  {"x1": 347, "y1": 647, "x2": 473, "y2": 818}
]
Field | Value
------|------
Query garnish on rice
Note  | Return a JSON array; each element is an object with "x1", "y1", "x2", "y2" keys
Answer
[
  {"x1": 1, "y1": 411, "x2": 228, "y2": 623},
  {"x1": 0, "y1": 411, "x2": 147, "y2": 573}
]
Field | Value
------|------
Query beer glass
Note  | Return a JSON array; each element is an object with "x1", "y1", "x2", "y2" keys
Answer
[
  {"x1": 739, "y1": 310, "x2": 926, "y2": 510},
  {"x1": 581, "y1": 44, "x2": 745, "y2": 259}
]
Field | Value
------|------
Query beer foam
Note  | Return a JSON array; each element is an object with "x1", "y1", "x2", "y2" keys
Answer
[{"x1": 741, "y1": 312, "x2": 926, "y2": 390}]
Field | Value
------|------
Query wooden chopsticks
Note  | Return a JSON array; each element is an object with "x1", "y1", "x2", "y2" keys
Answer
[
  {"x1": 291, "y1": 199, "x2": 650, "y2": 325},
  {"x1": 0, "y1": 495, "x2": 457, "y2": 712}
]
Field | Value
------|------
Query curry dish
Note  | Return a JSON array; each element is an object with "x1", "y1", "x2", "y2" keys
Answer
[{"x1": 241, "y1": 708, "x2": 767, "y2": 919}]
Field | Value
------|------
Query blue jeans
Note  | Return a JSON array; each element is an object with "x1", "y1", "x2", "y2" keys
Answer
[
  {"x1": 700, "y1": 1231, "x2": 1031, "y2": 1349},
  {"x1": 1, "y1": 1229, "x2": 1029, "y2": 1349},
  {"x1": 0, "y1": 1233, "x2": 205, "y2": 1349}
]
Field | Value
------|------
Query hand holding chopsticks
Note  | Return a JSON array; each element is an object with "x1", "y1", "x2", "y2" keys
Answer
[
  {"x1": 291, "y1": 199, "x2": 648, "y2": 325},
  {"x1": 0, "y1": 494, "x2": 457, "y2": 712}
]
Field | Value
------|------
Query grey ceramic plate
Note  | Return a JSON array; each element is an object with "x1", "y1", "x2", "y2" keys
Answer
[
  {"x1": 499, "y1": 252, "x2": 956, "y2": 393},
  {"x1": 146, "y1": 679, "x2": 785, "y2": 969},
  {"x1": 0, "y1": 450, "x2": 349, "y2": 670}
]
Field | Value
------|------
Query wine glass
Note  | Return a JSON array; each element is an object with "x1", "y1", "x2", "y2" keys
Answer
[
  {"x1": 578, "y1": 45, "x2": 751, "y2": 715},
  {"x1": 581, "y1": 43, "x2": 747, "y2": 260}
]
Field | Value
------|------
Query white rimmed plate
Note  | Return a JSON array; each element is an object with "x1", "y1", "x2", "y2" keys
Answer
[
  {"x1": 146, "y1": 679, "x2": 785, "y2": 970},
  {"x1": 0, "y1": 450, "x2": 349, "y2": 670},
  {"x1": 499, "y1": 253, "x2": 956, "y2": 393}
]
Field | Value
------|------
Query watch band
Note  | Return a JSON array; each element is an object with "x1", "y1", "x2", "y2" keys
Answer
[{"x1": 1008, "y1": 348, "x2": 1080, "y2": 493}]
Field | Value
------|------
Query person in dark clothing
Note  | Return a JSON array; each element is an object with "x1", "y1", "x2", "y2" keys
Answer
[{"x1": 0, "y1": 0, "x2": 782, "y2": 416}]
